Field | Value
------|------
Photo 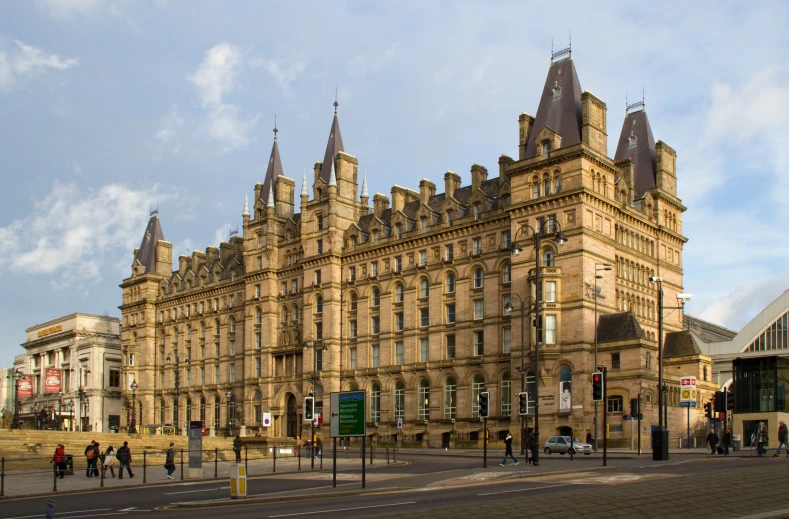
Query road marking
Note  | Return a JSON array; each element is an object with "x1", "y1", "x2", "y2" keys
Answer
[
  {"x1": 3, "y1": 510, "x2": 112, "y2": 519},
  {"x1": 164, "y1": 487, "x2": 223, "y2": 495},
  {"x1": 478, "y1": 483, "x2": 574, "y2": 496},
  {"x1": 461, "y1": 472, "x2": 506, "y2": 481},
  {"x1": 57, "y1": 514, "x2": 127, "y2": 519},
  {"x1": 268, "y1": 501, "x2": 417, "y2": 517}
]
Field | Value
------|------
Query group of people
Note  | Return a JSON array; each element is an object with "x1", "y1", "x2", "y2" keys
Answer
[
  {"x1": 705, "y1": 428, "x2": 732, "y2": 455},
  {"x1": 295, "y1": 436, "x2": 323, "y2": 458},
  {"x1": 83, "y1": 440, "x2": 133, "y2": 478},
  {"x1": 500, "y1": 431, "x2": 539, "y2": 466}
]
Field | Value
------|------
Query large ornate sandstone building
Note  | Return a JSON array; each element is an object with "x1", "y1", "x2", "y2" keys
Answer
[{"x1": 120, "y1": 49, "x2": 714, "y2": 447}]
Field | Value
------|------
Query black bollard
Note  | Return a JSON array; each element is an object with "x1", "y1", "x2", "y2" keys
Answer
[
  {"x1": 143, "y1": 451, "x2": 147, "y2": 484},
  {"x1": 214, "y1": 448, "x2": 218, "y2": 478},
  {"x1": 180, "y1": 449, "x2": 184, "y2": 481}
]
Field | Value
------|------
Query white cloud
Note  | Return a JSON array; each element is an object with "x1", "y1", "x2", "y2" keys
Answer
[
  {"x1": 189, "y1": 42, "x2": 257, "y2": 151},
  {"x1": 0, "y1": 181, "x2": 177, "y2": 290},
  {"x1": 213, "y1": 224, "x2": 232, "y2": 247},
  {"x1": 0, "y1": 40, "x2": 78, "y2": 90},
  {"x1": 697, "y1": 271, "x2": 789, "y2": 331},
  {"x1": 155, "y1": 105, "x2": 184, "y2": 155},
  {"x1": 39, "y1": 0, "x2": 128, "y2": 18},
  {"x1": 250, "y1": 45, "x2": 307, "y2": 93}
]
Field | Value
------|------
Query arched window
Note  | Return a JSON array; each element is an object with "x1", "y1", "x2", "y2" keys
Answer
[
  {"x1": 532, "y1": 179, "x2": 540, "y2": 199},
  {"x1": 200, "y1": 322, "x2": 206, "y2": 338},
  {"x1": 394, "y1": 381, "x2": 405, "y2": 420},
  {"x1": 282, "y1": 306, "x2": 289, "y2": 323},
  {"x1": 173, "y1": 328, "x2": 179, "y2": 345},
  {"x1": 229, "y1": 317, "x2": 236, "y2": 333},
  {"x1": 542, "y1": 249, "x2": 554, "y2": 267},
  {"x1": 253, "y1": 390, "x2": 263, "y2": 426},
  {"x1": 420, "y1": 278, "x2": 429, "y2": 299},
  {"x1": 444, "y1": 377, "x2": 457, "y2": 419},
  {"x1": 350, "y1": 293, "x2": 358, "y2": 311},
  {"x1": 501, "y1": 373, "x2": 512, "y2": 417},
  {"x1": 395, "y1": 284, "x2": 404, "y2": 303},
  {"x1": 256, "y1": 308, "x2": 262, "y2": 325},
  {"x1": 350, "y1": 235, "x2": 357, "y2": 250},
  {"x1": 372, "y1": 288, "x2": 380, "y2": 307},
  {"x1": 316, "y1": 296, "x2": 323, "y2": 314},
  {"x1": 200, "y1": 397, "x2": 206, "y2": 421},
  {"x1": 292, "y1": 304, "x2": 299, "y2": 322},
  {"x1": 502, "y1": 263, "x2": 511, "y2": 283},
  {"x1": 214, "y1": 319, "x2": 220, "y2": 336},
  {"x1": 471, "y1": 374, "x2": 485, "y2": 418},
  {"x1": 473, "y1": 268, "x2": 484, "y2": 289},
  {"x1": 543, "y1": 173, "x2": 552, "y2": 196},
  {"x1": 418, "y1": 379, "x2": 430, "y2": 420},
  {"x1": 445, "y1": 273, "x2": 456, "y2": 294},
  {"x1": 559, "y1": 366, "x2": 572, "y2": 412},
  {"x1": 370, "y1": 383, "x2": 381, "y2": 422},
  {"x1": 316, "y1": 214, "x2": 324, "y2": 231},
  {"x1": 186, "y1": 326, "x2": 191, "y2": 341},
  {"x1": 554, "y1": 174, "x2": 562, "y2": 194}
]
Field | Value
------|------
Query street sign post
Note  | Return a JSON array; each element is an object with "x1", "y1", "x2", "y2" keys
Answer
[
  {"x1": 680, "y1": 376, "x2": 697, "y2": 448},
  {"x1": 330, "y1": 391, "x2": 367, "y2": 489}
]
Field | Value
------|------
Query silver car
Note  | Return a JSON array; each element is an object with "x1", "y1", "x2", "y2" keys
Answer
[{"x1": 543, "y1": 436, "x2": 592, "y2": 455}]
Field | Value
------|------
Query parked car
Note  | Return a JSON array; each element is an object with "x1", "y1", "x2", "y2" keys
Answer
[{"x1": 543, "y1": 436, "x2": 592, "y2": 455}]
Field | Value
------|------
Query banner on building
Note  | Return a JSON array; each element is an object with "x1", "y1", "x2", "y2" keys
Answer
[
  {"x1": 559, "y1": 381, "x2": 572, "y2": 412},
  {"x1": 17, "y1": 375, "x2": 33, "y2": 398},
  {"x1": 45, "y1": 368, "x2": 62, "y2": 393}
]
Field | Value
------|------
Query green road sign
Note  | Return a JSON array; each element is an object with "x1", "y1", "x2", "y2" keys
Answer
[{"x1": 330, "y1": 390, "x2": 366, "y2": 438}]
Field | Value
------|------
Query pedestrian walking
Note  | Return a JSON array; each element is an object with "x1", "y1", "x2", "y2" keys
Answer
[
  {"x1": 116, "y1": 441, "x2": 135, "y2": 479},
  {"x1": 315, "y1": 438, "x2": 322, "y2": 459},
  {"x1": 586, "y1": 430, "x2": 593, "y2": 445},
  {"x1": 528, "y1": 431, "x2": 538, "y2": 465},
  {"x1": 84, "y1": 440, "x2": 99, "y2": 478},
  {"x1": 103, "y1": 446, "x2": 116, "y2": 478},
  {"x1": 51, "y1": 443, "x2": 66, "y2": 479},
  {"x1": 722, "y1": 429, "x2": 731, "y2": 456},
  {"x1": 706, "y1": 428, "x2": 719, "y2": 455},
  {"x1": 775, "y1": 421, "x2": 789, "y2": 457},
  {"x1": 755, "y1": 422, "x2": 769, "y2": 456},
  {"x1": 164, "y1": 442, "x2": 176, "y2": 479},
  {"x1": 233, "y1": 435, "x2": 243, "y2": 463},
  {"x1": 500, "y1": 433, "x2": 519, "y2": 466}
]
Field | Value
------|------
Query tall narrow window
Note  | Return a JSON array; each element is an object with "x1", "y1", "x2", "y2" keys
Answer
[
  {"x1": 502, "y1": 263, "x2": 511, "y2": 283},
  {"x1": 502, "y1": 327, "x2": 512, "y2": 354},
  {"x1": 420, "y1": 338, "x2": 429, "y2": 362},
  {"x1": 350, "y1": 293, "x2": 358, "y2": 311},
  {"x1": 420, "y1": 278, "x2": 429, "y2": 298},
  {"x1": 395, "y1": 284, "x2": 404, "y2": 303},
  {"x1": 445, "y1": 273, "x2": 456, "y2": 293},
  {"x1": 418, "y1": 379, "x2": 430, "y2": 420},
  {"x1": 420, "y1": 307, "x2": 429, "y2": 327},
  {"x1": 445, "y1": 244, "x2": 454, "y2": 261},
  {"x1": 501, "y1": 374, "x2": 512, "y2": 417},
  {"x1": 371, "y1": 316, "x2": 380, "y2": 335},
  {"x1": 420, "y1": 217, "x2": 427, "y2": 232},
  {"x1": 316, "y1": 239, "x2": 323, "y2": 254},
  {"x1": 256, "y1": 308, "x2": 262, "y2": 325},
  {"x1": 395, "y1": 312, "x2": 404, "y2": 331},
  {"x1": 419, "y1": 250, "x2": 427, "y2": 267},
  {"x1": 394, "y1": 381, "x2": 405, "y2": 420},
  {"x1": 444, "y1": 377, "x2": 457, "y2": 419},
  {"x1": 446, "y1": 334, "x2": 456, "y2": 359},
  {"x1": 316, "y1": 296, "x2": 323, "y2": 314},
  {"x1": 544, "y1": 315, "x2": 557, "y2": 344},
  {"x1": 372, "y1": 288, "x2": 381, "y2": 307},
  {"x1": 370, "y1": 383, "x2": 381, "y2": 421},
  {"x1": 545, "y1": 281, "x2": 557, "y2": 302},
  {"x1": 473, "y1": 331, "x2": 484, "y2": 356},
  {"x1": 446, "y1": 304, "x2": 456, "y2": 324},
  {"x1": 371, "y1": 261, "x2": 378, "y2": 277},
  {"x1": 471, "y1": 374, "x2": 485, "y2": 418},
  {"x1": 317, "y1": 214, "x2": 324, "y2": 230},
  {"x1": 371, "y1": 344, "x2": 380, "y2": 368},
  {"x1": 473, "y1": 268, "x2": 484, "y2": 288},
  {"x1": 474, "y1": 203, "x2": 482, "y2": 220},
  {"x1": 349, "y1": 347, "x2": 357, "y2": 370},
  {"x1": 474, "y1": 299, "x2": 484, "y2": 320},
  {"x1": 315, "y1": 322, "x2": 323, "y2": 340},
  {"x1": 349, "y1": 320, "x2": 357, "y2": 338},
  {"x1": 395, "y1": 341, "x2": 404, "y2": 365}
]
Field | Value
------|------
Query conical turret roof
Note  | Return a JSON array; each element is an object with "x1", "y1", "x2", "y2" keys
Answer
[
  {"x1": 318, "y1": 111, "x2": 344, "y2": 184},
  {"x1": 262, "y1": 133, "x2": 284, "y2": 204},
  {"x1": 137, "y1": 212, "x2": 165, "y2": 273},
  {"x1": 614, "y1": 107, "x2": 656, "y2": 198}
]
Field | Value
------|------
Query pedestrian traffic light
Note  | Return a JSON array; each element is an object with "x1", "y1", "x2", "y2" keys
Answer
[
  {"x1": 726, "y1": 390, "x2": 734, "y2": 411},
  {"x1": 714, "y1": 391, "x2": 725, "y2": 414},
  {"x1": 704, "y1": 401, "x2": 713, "y2": 420},
  {"x1": 518, "y1": 392, "x2": 528, "y2": 415},
  {"x1": 304, "y1": 396, "x2": 314, "y2": 421},
  {"x1": 479, "y1": 391, "x2": 489, "y2": 419},
  {"x1": 592, "y1": 372, "x2": 604, "y2": 401}
]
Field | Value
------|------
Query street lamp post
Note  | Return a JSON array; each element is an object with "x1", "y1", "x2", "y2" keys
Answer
[
  {"x1": 58, "y1": 391, "x2": 64, "y2": 431},
  {"x1": 593, "y1": 263, "x2": 612, "y2": 453},
  {"x1": 166, "y1": 352, "x2": 189, "y2": 435},
  {"x1": 303, "y1": 336, "x2": 327, "y2": 470},
  {"x1": 72, "y1": 365, "x2": 91, "y2": 431},
  {"x1": 504, "y1": 293, "x2": 534, "y2": 455},
  {"x1": 130, "y1": 380, "x2": 139, "y2": 434},
  {"x1": 511, "y1": 218, "x2": 567, "y2": 467},
  {"x1": 12, "y1": 369, "x2": 23, "y2": 429},
  {"x1": 68, "y1": 400, "x2": 75, "y2": 432},
  {"x1": 225, "y1": 388, "x2": 233, "y2": 437},
  {"x1": 1, "y1": 407, "x2": 6, "y2": 429}
]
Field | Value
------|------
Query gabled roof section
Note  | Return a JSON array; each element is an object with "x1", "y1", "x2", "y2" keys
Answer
[
  {"x1": 664, "y1": 330, "x2": 703, "y2": 358},
  {"x1": 597, "y1": 312, "x2": 646, "y2": 343},
  {"x1": 262, "y1": 134, "x2": 284, "y2": 204},
  {"x1": 318, "y1": 112, "x2": 344, "y2": 185},
  {"x1": 524, "y1": 58, "x2": 583, "y2": 158},
  {"x1": 615, "y1": 108, "x2": 657, "y2": 198},
  {"x1": 137, "y1": 213, "x2": 164, "y2": 274}
]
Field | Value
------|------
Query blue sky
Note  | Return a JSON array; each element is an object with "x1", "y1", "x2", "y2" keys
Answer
[{"x1": 1, "y1": 1, "x2": 788, "y2": 366}]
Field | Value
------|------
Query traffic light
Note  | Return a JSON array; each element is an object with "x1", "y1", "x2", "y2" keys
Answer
[
  {"x1": 592, "y1": 372, "x2": 604, "y2": 401},
  {"x1": 518, "y1": 392, "x2": 529, "y2": 415},
  {"x1": 704, "y1": 401, "x2": 713, "y2": 420},
  {"x1": 479, "y1": 391, "x2": 490, "y2": 419},
  {"x1": 304, "y1": 396, "x2": 315, "y2": 421},
  {"x1": 714, "y1": 391, "x2": 725, "y2": 414},
  {"x1": 726, "y1": 390, "x2": 734, "y2": 411}
]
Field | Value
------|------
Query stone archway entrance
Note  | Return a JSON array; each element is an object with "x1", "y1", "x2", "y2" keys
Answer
[
  {"x1": 557, "y1": 425, "x2": 573, "y2": 438},
  {"x1": 286, "y1": 394, "x2": 298, "y2": 438}
]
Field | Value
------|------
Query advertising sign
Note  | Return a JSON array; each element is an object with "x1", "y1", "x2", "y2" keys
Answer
[
  {"x1": 330, "y1": 391, "x2": 366, "y2": 438},
  {"x1": 45, "y1": 368, "x2": 61, "y2": 394},
  {"x1": 680, "y1": 376, "x2": 697, "y2": 407},
  {"x1": 559, "y1": 381, "x2": 572, "y2": 412},
  {"x1": 262, "y1": 412, "x2": 271, "y2": 427},
  {"x1": 188, "y1": 420, "x2": 203, "y2": 468},
  {"x1": 17, "y1": 376, "x2": 33, "y2": 398}
]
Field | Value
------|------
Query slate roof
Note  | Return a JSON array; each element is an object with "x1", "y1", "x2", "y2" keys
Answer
[
  {"x1": 664, "y1": 331, "x2": 703, "y2": 358},
  {"x1": 318, "y1": 113, "x2": 344, "y2": 185},
  {"x1": 137, "y1": 214, "x2": 165, "y2": 273},
  {"x1": 262, "y1": 137, "x2": 284, "y2": 204},
  {"x1": 614, "y1": 108, "x2": 657, "y2": 198},
  {"x1": 524, "y1": 58, "x2": 583, "y2": 158},
  {"x1": 596, "y1": 312, "x2": 646, "y2": 343}
]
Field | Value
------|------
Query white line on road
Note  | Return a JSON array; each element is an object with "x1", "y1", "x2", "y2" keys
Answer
[
  {"x1": 164, "y1": 487, "x2": 223, "y2": 495},
  {"x1": 478, "y1": 483, "x2": 575, "y2": 496},
  {"x1": 55, "y1": 514, "x2": 128, "y2": 519},
  {"x1": 3, "y1": 510, "x2": 112, "y2": 519},
  {"x1": 268, "y1": 501, "x2": 417, "y2": 517}
]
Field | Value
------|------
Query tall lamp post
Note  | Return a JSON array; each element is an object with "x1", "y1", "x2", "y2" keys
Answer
[
  {"x1": 68, "y1": 400, "x2": 75, "y2": 431},
  {"x1": 12, "y1": 369, "x2": 23, "y2": 429},
  {"x1": 593, "y1": 262, "x2": 612, "y2": 452},
  {"x1": 303, "y1": 335, "x2": 327, "y2": 470},
  {"x1": 1, "y1": 407, "x2": 6, "y2": 429},
  {"x1": 166, "y1": 352, "x2": 189, "y2": 435},
  {"x1": 72, "y1": 365, "x2": 91, "y2": 431},
  {"x1": 504, "y1": 293, "x2": 534, "y2": 455},
  {"x1": 130, "y1": 380, "x2": 139, "y2": 434},
  {"x1": 510, "y1": 218, "x2": 567, "y2": 467},
  {"x1": 225, "y1": 388, "x2": 234, "y2": 437},
  {"x1": 57, "y1": 391, "x2": 64, "y2": 431}
]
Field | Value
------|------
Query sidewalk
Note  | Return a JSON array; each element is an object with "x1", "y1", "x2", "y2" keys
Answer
[{"x1": 392, "y1": 446, "x2": 742, "y2": 458}]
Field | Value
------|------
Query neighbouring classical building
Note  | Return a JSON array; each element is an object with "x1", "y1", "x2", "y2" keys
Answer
[
  {"x1": 13, "y1": 313, "x2": 123, "y2": 432},
  {"x1": 120, "y1": 48, "x2": 709, "y2": 447}
]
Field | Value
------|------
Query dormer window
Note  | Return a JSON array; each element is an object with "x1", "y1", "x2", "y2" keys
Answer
[
  {"x1": 420, "y1": 217, "x2": 427, "y2": 233},
  {"x1": 372, "y1": 229, "x2": 380, "y2": 245},
  {"x1": 396, "y1": 223, "x2": 403, "y2": 239},
  {"x1": 541, "y1": 141, "x2": 551, "y2": 160},
  {"x1": 350, "y1": 235, "x2": 357, "y2": 251},
  {"x1": 474, "y1": 203, "x2": 482, "y2": 220},
  {"x1": 446, "y1": 209, "x2": 454, "y2": 226}
]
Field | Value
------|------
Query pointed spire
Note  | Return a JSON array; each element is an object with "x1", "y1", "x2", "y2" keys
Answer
[
  {"x1": 360, "y1": 168, "x2": 368, "y2": 198},
  {"x1": 301, "y1": 168, "x2": 308, "y2": 197},
  {"x1": 262, "y1": 120, "x2": 284, "y2": 204},
  {"x1": 615, "y1": 103, "x2": 657, "y2": 198},
  {"x1": 267, "y1": 184, "x2": 275, "y2": 208},
  {"x1": 319, "y1": 99, "x2": 345, "y2": 184},
  {"x1": 242, "y1": 189, "x2": 250, "y2": 217},
  {"x1": 328, "y1": 160, "x2": 337, "y2": 187},
  {"x1": 137, "y1": 211, "x2": 165, "y2": 274}
]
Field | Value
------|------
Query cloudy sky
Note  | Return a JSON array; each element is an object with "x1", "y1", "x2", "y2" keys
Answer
[{"x1": 1, "y1": 1, "x2": 788, "y2": 366}]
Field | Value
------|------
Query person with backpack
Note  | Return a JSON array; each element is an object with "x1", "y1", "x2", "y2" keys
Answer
[
  {"x1": 233, "y1": 435, "x2": 243, "y2": 463},
  {"x1": 500, "y1": 432, "x2": 519, "y2": 466},
  {"x1": 164, "y1": 442, "x2": 176, "y2": 479},
  {"x1": 116, "y1": 441, "x2": 134, "y2": 479},
  {"x1": 51, "y1": 444, "x2": 66, "y2": 479},
  {"x1": 103, "y1": 446, "x2": 116, "y2": 478},
  {"x1": 84, "y1": 440, "x2": 99, "y2": 478},
  {"x1": 775, "y1": 421, "x2": 788, "y2": 457}
]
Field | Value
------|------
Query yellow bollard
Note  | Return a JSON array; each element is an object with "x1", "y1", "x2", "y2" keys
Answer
[{"x1": 230, "y1": 463, "x2": 247, "y2": 499}]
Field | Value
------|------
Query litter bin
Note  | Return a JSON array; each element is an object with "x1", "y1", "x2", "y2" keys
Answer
[
  {"x1": 229, "y1": 463, "x2": 246, "y2": 499},
  {"x1": 732, "y1": 434, "x2": 741, "y2": 452},
  {"x1": 64, "y1": 454, "x2": 74, "y2": 476}
]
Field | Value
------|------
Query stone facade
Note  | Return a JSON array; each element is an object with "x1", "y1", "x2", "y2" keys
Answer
[{"x1": 120, "y1": 53, "x2": 712, "y2": 447}]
